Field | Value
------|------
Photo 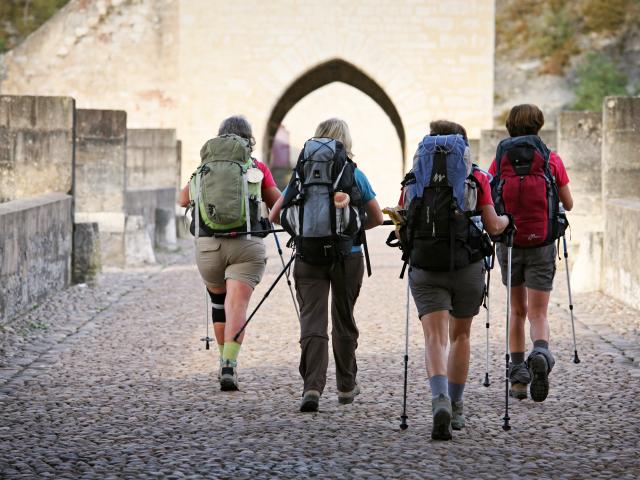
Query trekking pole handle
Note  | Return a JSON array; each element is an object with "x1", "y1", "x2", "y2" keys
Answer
[{"x1": 382, "y1": 220, "x2": 395, "y2": 226}]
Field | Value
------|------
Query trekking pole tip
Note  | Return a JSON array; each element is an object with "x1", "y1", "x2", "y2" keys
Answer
[
  {"x1": 483, "y1": 373, "x2": 490, "y2": 387},
  {"x1": 400, "y1": 415, "x2": 408, "y2": 430},
  {"x1": 573, "y1": 351, "x2": 581, "y2": 364},
  {"x1": 502, "y1": 416, "x2": 511, "y2": 431}
]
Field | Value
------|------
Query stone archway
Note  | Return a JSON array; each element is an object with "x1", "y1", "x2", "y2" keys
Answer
[{"x1": 263, "y1": 59, "x2": 406, "y2": 174}]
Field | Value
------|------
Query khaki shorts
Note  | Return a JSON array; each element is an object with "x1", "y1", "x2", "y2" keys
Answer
[
  {"x1": 195, "y1": 236, "x2": 266, "y2": 289},
  {"x1": 408, "y1": 260, "x2": 486, "y2": 319},
  {"x1": 496, "y1": 243, "x2": 556, "y2": 292}
]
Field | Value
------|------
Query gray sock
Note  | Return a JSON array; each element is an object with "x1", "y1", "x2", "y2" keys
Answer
[
  {"x1": 429, "y1": 375, "x2": 448, "y2": 399},
  {"x1": 448, "y1": 382, "x2": 465, "y2": 403},
  {"x1": 511, "y1": 352, "x2": 525, "y2": 365},
  {"x1": 533, "y1": 339, "x2": 549, "y2": 350}
]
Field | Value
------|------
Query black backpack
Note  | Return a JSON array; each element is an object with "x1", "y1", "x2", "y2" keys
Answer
[
  {"x1": 281, "y1": 138, "x2": 364, "y2": 266},
  {"x1": 400, "y1": 135, "x2": 492, "y2": 273}
]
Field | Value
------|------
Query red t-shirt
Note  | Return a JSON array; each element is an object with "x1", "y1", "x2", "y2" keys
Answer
[
  {"x1": 255, "y1": 159, "x2": 277, "y2": 192},
  {"x1": 488, "y1": 151, "x2": 570, "y2": 187},
  {"x1": 398, "y1": 169, "x2": 493, "y2": 208}
]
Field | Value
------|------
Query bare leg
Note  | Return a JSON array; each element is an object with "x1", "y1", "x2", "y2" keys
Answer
[
  {"x1": 509, "y1": 285, "x2": 528, "y2": 354},
  {"x1": 224, "y1": 279, "x2": 254, "y2": 344},
  {"x1": 206, "y1": 286, "x2": 226, "y2": 347},
  {"x1": 420, "y1": 310, "x2": 449, "y2": 377},
  {"x1": 526, "y1": 288, "x2": 551, "y2": 344},
  {"x1": 447, "y1": 316, "x2": 473, "y2": 385}
]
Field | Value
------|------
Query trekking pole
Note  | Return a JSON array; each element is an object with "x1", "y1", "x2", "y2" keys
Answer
[
  {"x1": 273, "y1": 231, "x2": 300, "y2": 322},
  {"x1": 233, "y1": 255, "x2": 296, "y2": 341},
  {"x1": 200, "y1": 289, "x2": 214, "y2": 350},
  {"x1": 562, "y1": 235, "x2": 580, "y2": 364},
  {"x1": 483, "y1": 254, "x2": 493, "y2": 387},
  {"x1": 503, "y1": 231, "x2": 514, "y2": 431},
  {"x1": 400, "y1": 280, "x2": 410, "y2": 430},
  {"x1": 214, "y1": 229, "x2": 286, "y2": 238}
]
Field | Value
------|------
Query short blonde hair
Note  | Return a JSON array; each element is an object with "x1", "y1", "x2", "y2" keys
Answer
[{"x1": 314, "y1": 118, "x2": 353, "y2": 158}]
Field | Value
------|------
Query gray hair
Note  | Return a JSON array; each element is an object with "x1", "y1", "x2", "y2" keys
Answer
[{"x1": 218, "y1": 115, "x2": 256, "y2": 150}]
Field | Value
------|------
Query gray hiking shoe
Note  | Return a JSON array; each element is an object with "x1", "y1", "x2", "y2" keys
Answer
[
  {"x1": 509, "y1": 362, "x2": 531, "y2": 400},
  {"x1": 338, "y1": 384, "x2": 361, "y2": 405},
  {"x1": 219, "y1": 360, "x2": 238, "y2": 391},
  {"x1": 451, "y1": 400, "x2": 465, "y2": 430},
  {"x1": 528, "y1": 353, "x2": 550, "y2": 402},
  {"x1": 431, "y1": 394, "x2": 452, "y2": 441},
  {"x1": 300, "y1": 390, "x2": 320, "y2": 412}
]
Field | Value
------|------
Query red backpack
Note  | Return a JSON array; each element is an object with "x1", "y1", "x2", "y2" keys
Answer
[{"x1": 490, "y1": 135, "x2": 567, "y2": 247}]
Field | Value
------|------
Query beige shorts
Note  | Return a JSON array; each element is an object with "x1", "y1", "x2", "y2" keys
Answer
[{"x1": 195, "y1": 236, "x2": 266, "y2": 289}]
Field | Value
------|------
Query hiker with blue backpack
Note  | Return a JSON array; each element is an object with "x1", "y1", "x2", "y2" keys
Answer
[
  {"x1": 393, "y1": 120, "x2": 512, "y2": 440},
  {"x1": 178, "y1": 116, "x2": 281, "y2": 391},
  {"x1": 269, "y1": 118, "x2": 384, "y2": 412},
  {"x1": 489, "y1": 104, "x2": 573, "y2": 403}
]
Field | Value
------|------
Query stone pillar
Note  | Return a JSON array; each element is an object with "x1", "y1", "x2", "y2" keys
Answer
[
  {"x1": 478, "y1": 128, "x2": 557, "y2": 169},
  {"x1": 74, "y1": 109, "x2": 127, "y2": 267},
  {"x1": 72, "y1": 223, "x2": 101, "y2": 284},
  {"x1": 0, "y1": 95, "x2": 75, "y2": 202},
  {"x1": 602, "y1": 96, "x2": 640, "y2": 200}
]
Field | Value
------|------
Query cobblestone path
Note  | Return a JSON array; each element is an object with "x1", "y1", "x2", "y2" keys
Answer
[{"x1": 1, "y1": 229, "x2": 639, "y2": 479}]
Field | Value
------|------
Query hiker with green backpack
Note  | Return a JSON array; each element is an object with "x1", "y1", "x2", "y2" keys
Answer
[
  {"x1": 394, "y1": 120, "x2": 512, "y2": 440},
  {"x1": 269, "y1": 118, "x2": 384, "y2": 412},
  {"x1": 178, "y1": 116, "x2": 281, "y2": 391}
]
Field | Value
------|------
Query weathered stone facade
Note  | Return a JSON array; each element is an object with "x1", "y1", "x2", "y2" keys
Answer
[{"x1": 0, "y1": 0, "x2": 496, "y2": 186}]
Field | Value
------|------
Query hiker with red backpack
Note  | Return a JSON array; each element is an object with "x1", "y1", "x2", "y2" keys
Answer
[
  {"x1": 489, "y1": 104, "x2": 573, "y2": 402},
  {"x1": 269, "y1": 118, "x2": 384, "y2": 412},
  {"x1": 394, "y1": 120, "x2": 512, "y2": 440},
  {"x1": 178, "y1": 116, "x2": 281, "y2": 391}
]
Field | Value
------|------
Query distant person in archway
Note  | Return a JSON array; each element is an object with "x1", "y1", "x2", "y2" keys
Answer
[
  {"x1": 178, "y1": 115, "x2": 281, "y2": 391},
  {"x1": 489, "y1": 104, "x2": 573, "y2": 402},
  {"x1": 396, "y1": 120, "x2": 511, "y2": 439},
  {"x1": 269, "y1": 118, "x2": 384, "y2": 412}
]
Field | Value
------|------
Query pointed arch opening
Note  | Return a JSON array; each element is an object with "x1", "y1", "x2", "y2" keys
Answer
[{"x1": 263, "y1": 59, "x2": 406, "y2": 174}]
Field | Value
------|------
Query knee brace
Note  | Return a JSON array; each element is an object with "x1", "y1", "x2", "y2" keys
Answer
[{"x1": 208, "y1": 291, "x2": 226, "y2": 323}]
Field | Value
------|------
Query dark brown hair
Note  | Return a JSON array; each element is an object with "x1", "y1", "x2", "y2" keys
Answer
[
  {"x1": 505, "y1": 104, "x2": 545, "y2": 137},
  {"x1": 218, "y1": 115, "x2": 256, "y2": 150},
  {"x1": 429, "y1": 120, "x2": 468, "y2": 141}
]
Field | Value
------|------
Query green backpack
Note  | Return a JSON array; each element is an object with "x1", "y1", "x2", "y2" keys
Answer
[{"x1": 189, "y1": 134, "x2": 262, "y2": 235}]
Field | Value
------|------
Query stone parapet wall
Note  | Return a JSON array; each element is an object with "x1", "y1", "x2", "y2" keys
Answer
[
  {"x1": 75, "y1": 109, "x2": 127, "y2": 267},
  {"x1": 126, "y1": 129, "x2": 179, "y2": 190},
  {"x1": 603, "y1": 198, "x2": 640, "y2": 310},
  {"x1": 0, "y1": 193, "x2": 72, "y2": 324},
  {"x1": 0, "y1": 95, "x2": 75, "y2": 202}
]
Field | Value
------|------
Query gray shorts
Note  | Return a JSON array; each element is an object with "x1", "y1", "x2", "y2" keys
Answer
[
  {"x1": 408, "y1": 260, "x2": 486, "y2": 319},
  {"x1": 496, "y1": 243, "x2": 556, "y2": 292}
]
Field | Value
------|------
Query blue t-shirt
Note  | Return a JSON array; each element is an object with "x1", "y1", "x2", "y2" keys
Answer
[{"x1": 281, "y1": 168, "x2": 376, "y2": 253}]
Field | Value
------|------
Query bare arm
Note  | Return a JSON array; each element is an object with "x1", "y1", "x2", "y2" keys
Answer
[
  {"x1": 262, "y1": 186, "x2": 281, "y2": 210},
  {"x1": 558, "y1": 185, "x2": 573, "y2": 211},
  {"x1": 480, "y1": 204, "x2": 509, "y2": 236},
  {"x1": 268, "y1": 194, "x2": 285, "y2": 224},
  {"x1": 363, "y1": 198, "x2": 384, "y2": 230},
  {"x1": 178, "y1": 184, "x2": 190, "y2": 207}
]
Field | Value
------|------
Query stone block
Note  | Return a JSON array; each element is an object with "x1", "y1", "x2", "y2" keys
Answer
[
  {"x1": 74, "y1": 109, "x2": 127, "y2": 267},
  {"x1": 0, "y1": 95, "x2": 75, "y2": 202},
  {"x1": 602, "y1": 96, "x2": 640, "y2": 200},
  {"x1": 603, "y1": 198, "x2": 640, "y2": 310},
  {"x1": 468, "y1": 138, "x2": 480, "y2": 166},
  {"x1": 478, "y1": 128, "x2": 557, "y2": 169},
  {"x1": 571, "y1": 231, "x2": 603, "y2": 293},
  {"x1": 125, "y1": 215, "x2": 156, "y2": 266},
  {"x1": 125, "y1": 187, "x2": 177, "y2": 249},
  {"x1": 72, "y1": 222, "x2": 101, "y2": 284},
  {"x1": 0, "y1": 193, "x2": 72, "y2": 324},
  {"x1": 126, "y1": 129, "x2": 179, "y2": 190}
]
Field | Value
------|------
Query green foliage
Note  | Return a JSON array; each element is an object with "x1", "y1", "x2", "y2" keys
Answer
[
  {"x1": 572, "y1": 53, "x2": 629, "y2": 111},
  {"x1": 0, "y1": 0, "x2": 70, "y2": 53}
]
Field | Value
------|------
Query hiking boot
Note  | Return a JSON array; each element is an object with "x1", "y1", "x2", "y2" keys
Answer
[
  {"x1": 509, "y1": 362, "x2": 531, "y2": 401},
  {"x1": 431, "y1": 394, "x2": 452, "y2": 441},
  {"x1": 219, "y1": 360, "x2": 238, "y2": 391},
  {"x1": 300, "y1": 390, "x2": 320, "y2": 412},
  {"x1": 451, "y1": 400, "x2": 465, "y2": 430},
  {"x1": 528, "y1": 353, "x2": 550, "y2": 402},
  {"x1": 338, "y1": 384, "x2": 361, "y2": 405}
]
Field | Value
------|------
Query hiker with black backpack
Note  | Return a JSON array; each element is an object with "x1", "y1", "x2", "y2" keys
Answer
[
  {"x1": 269, "y1": 118, "x2": 384, "y2": 412},
  {"x1": 395, "y1": 121, "x2": 512, "y2": 440},
  {"x1": 178, "y1": 116, "x2": 281, "y2": 391},
  {"x1": 489, "y1": 104, "x2": 573, "y2": 403}
]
